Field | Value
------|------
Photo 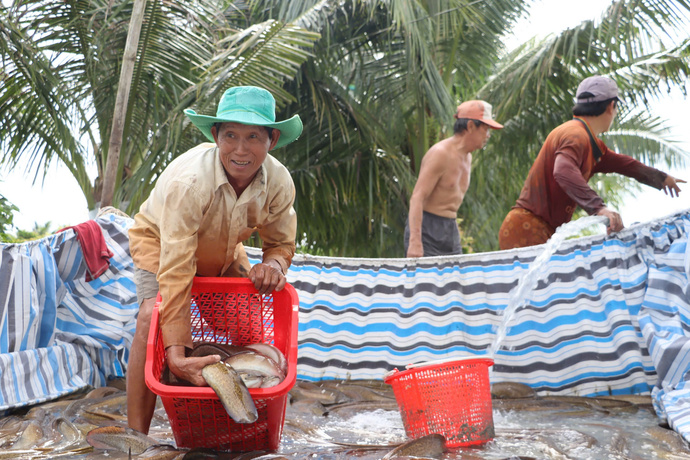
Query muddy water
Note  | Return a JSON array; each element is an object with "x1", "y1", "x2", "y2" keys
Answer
[{"x1": 0, "y1": 379, "x2": 687, "y2": 459}]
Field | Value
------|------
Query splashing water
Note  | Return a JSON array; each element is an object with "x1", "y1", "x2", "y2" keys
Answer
[{"x1": 488, "y1": 215, "x2": 609, "y2": 357}]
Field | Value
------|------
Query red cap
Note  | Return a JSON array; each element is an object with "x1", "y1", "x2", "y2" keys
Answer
[{"x1": 454, "y1": 100, "x2": 503, "y2": 129}]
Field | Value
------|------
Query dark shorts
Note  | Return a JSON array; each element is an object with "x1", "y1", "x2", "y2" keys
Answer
[{"x1": 404, "y1": 211, "x2": 462, "y2": 256}]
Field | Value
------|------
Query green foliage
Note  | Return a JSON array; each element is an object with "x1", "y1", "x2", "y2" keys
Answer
[
  {"x1": 458, "y1": 218, "x2": 475, "y2": 254},
  {"x1": 1, "y1": 0, "x2": 689, "y2": 257},
  {"x1": 0, "y1": 194, "x2": 18, "y2": 242},
  {"x1": 1, "y1": 221, "x2": 55, "y2": 243},
  {"x1": 0, "y1": 0, "x2": 319, "y2": 215},
  {"x1": 6, "y1": 221, "x2": 54, "y2": 243}
]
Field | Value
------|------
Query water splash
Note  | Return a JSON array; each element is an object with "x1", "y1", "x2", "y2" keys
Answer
[{"x1": 488, "y1": 215, "x2": 609, "y2": 357}]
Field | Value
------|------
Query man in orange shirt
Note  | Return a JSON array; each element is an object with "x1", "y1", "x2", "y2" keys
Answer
[
  {"x1": 405, "y1": 100, "x2": 503, "y2": 257},
  {"x1": 127, "y1": 86, "x2": 302, "y2": 434},
  {"x1": 499, "y1": 76, "x2": 685, "y2": 250}
]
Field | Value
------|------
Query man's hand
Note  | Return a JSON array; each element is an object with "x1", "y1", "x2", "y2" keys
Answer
[
  {"x1": 166, "y1": 345, "x2": 220, "y2": 386},
  {"x1": 249, "y1": 260, "x2": 286, "y2": 295},
  {"x1": 596, "y1": 207, "x2": 624, "y2": 234},
  {"x1": 661, "y1": 175, "x2": 685, "y2": 198},
  {"x1": 406, "y1": 240, "x2": 424, "y2": 258}
]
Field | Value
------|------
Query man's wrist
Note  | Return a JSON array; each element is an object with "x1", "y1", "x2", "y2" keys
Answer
[
  {"x1": 264, "y1": 259, "x2": 285, "y2": 274},
  {"x1": 165, "y1": 345, "x2": 186, "y2": 361}
]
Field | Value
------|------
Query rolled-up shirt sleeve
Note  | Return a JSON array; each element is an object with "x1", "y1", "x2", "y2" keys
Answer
[
  {"x1": 259, "y1": 175, "x2": 297, "y2": 274},
  {"x1": 156, "y1": 181, "x2": 204, "y2": 349}
]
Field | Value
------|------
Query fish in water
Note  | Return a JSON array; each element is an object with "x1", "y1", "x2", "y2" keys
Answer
[
  {"x1": 491, "y1": 381, "x2": 536, "y2": 399},
  {"x1": 85, "y1": 425, "x2": 166, "y2": 455},
  {"x1": 289, "y1": 380, "x2": 350, "y2": 405},
  {"x1": 381, "y1": 433, "x2": 446, "y2": 459},
  {"x1": 202, "y1": 362, "x2": 258, "y2": 424},
  {"x1": 2, "y1": 377, "x2": 683, "y2": 459}
]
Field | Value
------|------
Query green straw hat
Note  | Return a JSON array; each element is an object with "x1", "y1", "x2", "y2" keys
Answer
[{"x1": 184, "y1": 86, "x2": 303, "y2": 150}]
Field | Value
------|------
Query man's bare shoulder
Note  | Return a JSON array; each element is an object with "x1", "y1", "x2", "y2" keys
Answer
[{"x1": 424, "y1": 137, "x2": 456, "y2": 159}]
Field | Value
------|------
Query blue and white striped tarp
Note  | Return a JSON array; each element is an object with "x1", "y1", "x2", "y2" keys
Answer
[
  {"x1": 0, "y1": 213, "x2": 137, "y2": 412},
  {"x1": 250, "y1": 209, "x2": 690, "y2": 440},
  {"x1": 3, "y1": 208, "x2": 690, "y2": 443}
]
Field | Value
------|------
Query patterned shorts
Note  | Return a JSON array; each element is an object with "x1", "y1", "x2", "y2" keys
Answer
[{"x1": 498, "y1": 208, "x2": 555, "y2": 250}]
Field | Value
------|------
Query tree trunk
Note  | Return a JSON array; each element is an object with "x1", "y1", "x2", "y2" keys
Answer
[{"x1": 100, "y1": 0, "x2": 147, "y2": 208}]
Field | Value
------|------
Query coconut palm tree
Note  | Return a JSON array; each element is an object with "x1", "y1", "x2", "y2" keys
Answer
[
  {"x1": 256, "y1": 0, "x2": 528, "y2": 256},
  {"x1": 0, "y1": 191, "x2": 18, "y2": 242},
  {"x1": 0, "y1": 0, "x2": 320, "y2": 213},
  {"x1": 1, "y1": 0, "x2": 688, "y2": 257},
  {"x1": 268, "y1": 0, "x2": 689, "y2": 255}
]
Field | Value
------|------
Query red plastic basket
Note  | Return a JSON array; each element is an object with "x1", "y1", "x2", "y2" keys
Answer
[
  {"x1": 383, "y1": 357, "x2": 494, "y2": 448},
  {"x1": 144, "y1": 277, "x2": 299, "y2": 452}
]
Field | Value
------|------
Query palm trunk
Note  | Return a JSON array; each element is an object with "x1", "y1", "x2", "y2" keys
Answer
[{"x1": 100, "y1": 0, "x2": 147, "y2": 208}]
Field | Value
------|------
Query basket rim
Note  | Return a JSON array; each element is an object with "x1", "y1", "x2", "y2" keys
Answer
[
  {"x1": 383, "y1": 357, "x2": 494, "y2": 384},
  {"x1": 405, "y1": 355, "x2": 494, "y2": 369}
]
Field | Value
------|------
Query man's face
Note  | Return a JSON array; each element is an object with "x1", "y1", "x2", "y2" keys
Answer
[
  {"x1": 211, "y1": 122, "x2": 280, "y2": 191},
  {"x1": 605, "y1": 100, "x2": 618, "y2": 131},
  {"x1": 473, "y1": 122, "x2": 492, "y2": 149}
]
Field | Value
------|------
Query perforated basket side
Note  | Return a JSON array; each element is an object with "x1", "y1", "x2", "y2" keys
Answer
[
  {"x1": 162, "y1": 394, "x2": 278, "y2": 451},
  {"x1": 385, "y1": 358, "x2": 494, "y2": 447},
  {"x1": 190, "y1": 280, "x2": 269, "y2": 343}
]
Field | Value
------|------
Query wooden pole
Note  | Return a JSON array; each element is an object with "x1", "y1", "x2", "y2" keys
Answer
[{"x1": 100, "y1": 0, "x2": 147, "y2": 208}]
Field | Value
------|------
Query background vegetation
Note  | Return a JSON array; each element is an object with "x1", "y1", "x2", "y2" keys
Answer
[{"x1": 1, "y1": 0, "x2": 688, "y2": 253}]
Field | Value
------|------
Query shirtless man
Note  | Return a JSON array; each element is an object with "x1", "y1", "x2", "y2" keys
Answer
[{"x1": 405, "y1": 100, "x2": 503, "y2": 257}]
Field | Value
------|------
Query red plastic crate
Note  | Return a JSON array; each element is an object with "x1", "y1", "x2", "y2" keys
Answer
[
  {"x1": 384, "y1": 357, "x2": 494, "y2": 448},
  {"x1": 144, "y1": 277, "x2": 299, "y2": 452}
]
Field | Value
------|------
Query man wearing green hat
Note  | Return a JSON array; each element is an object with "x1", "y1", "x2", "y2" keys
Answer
[{"x1": 126, "y1": 86, "x2": 302, "y2": 434}]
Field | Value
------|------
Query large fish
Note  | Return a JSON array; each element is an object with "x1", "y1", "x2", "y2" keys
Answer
[
  {"x1": 202, "y1": 362, "x2": 258, "y2": 424},
  {"x1": 189, "y1": 342, "x2": 247, "y2": 360},
  {"x1": 7, "y1": 420, "x2": 43, "y2": 450},
  {"x1": 246, "y1": 343, "x2": 288, "y2": 375},
  {"x1": 163, "y1": 342, "x2": 287, "y2": 389},
  {"x1": 289, "y1": 380, "x2": 349, "y2": 405},
  {"x1": 491, "y1": 381, "x2": 536, "y2": 399},
  {"x1": 223, "y1": 351, "x2": 285, "y2": 389},
  {"x1": 381, "y1": 433, "x2": 446, "y2": 459},
  {"x1": 85, "y1": 425, "x2": 164, "y2": 455}
]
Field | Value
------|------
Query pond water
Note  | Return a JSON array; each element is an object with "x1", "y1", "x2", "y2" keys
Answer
[{"x1": 1, "y1": 378, "x2": 687, "y2": 459}]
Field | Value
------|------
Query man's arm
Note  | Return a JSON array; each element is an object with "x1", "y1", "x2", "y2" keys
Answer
[
  {"x1": 595, "y1": 148, "x2": 686, "y2": 195},
  {"x1": 553, "y1": 154, "x2": 623, "y2": 233},
  {"x1": 155, "y1": 181, "x2": 203, "y2": 350},
  {"x1": 153, "y1": 182, "x2": 223, "y2": 384},
  {"x1": 407, "y1": 151, "x2": 444, "y2": 258},
  {"x1": 253, "y1": 171, "x2": 297, "y2": 295}
]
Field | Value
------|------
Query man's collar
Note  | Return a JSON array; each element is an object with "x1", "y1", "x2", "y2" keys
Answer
[{"x1": 212, "y1": 147, "x2": 268, "y2": 197}]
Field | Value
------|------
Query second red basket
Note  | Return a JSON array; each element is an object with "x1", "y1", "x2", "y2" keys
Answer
[{"x1": 384, "y1": 357, "x2": 494, "y2": 448}]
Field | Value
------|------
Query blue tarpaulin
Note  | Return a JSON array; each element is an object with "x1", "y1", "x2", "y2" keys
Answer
[
  {"x1": 0, "y1": 213, "x2": 137, "y2": 412},
  {"x1": 1, "y1": 209, "x2": 689, "y2": 441}
]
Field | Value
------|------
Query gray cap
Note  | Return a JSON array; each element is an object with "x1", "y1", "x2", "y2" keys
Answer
[{"x1": 576, "y1": 76, "x2": 620, "y2": 103}]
